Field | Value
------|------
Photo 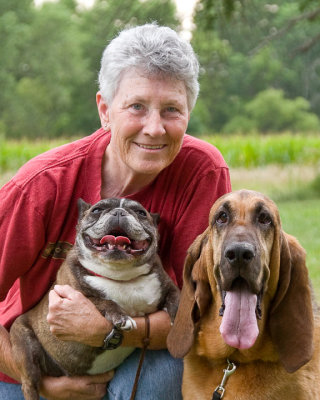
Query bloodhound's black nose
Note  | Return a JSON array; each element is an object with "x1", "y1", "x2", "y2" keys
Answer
[{"x1": 224, "y1": 242, "x2": 255, "y2": 265}]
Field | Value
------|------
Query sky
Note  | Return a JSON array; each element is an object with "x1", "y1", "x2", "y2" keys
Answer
[
  {"x1": 175, "y1": 0, "x2": 197, "y2": 39},
  {"x1": 34, "y1": 0, "x2": 198, "y2": 39}
]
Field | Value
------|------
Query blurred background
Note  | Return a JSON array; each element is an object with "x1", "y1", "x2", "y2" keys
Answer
[{"x1": 0, "y1": 0, "x2": 319, "y2": 295}]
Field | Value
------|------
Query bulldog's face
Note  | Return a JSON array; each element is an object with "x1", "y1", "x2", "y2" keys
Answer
[{"x1": 75, "y1": 198, "x2": 159, "y2": 280}]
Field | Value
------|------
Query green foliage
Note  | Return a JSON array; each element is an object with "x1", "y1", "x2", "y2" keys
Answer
[
  {"x1": 0, "y1": 0, "x2": 179, "y2": 138},
  {"x1": 2, "y1": 0, "x2": 320, "y2": 137},
  {"x1": 223, "y1": 88, "x2": 320, "y2": 133},
  {"x1": 192, "y1": 0, "x2": 320, "y2": 133}
]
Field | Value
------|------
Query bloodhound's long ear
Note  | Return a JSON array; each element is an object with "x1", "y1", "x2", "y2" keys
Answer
[
  {"x1": 167, "y1": 229, "x2": 212, "y2": 358},
  {"x1": 269, "y1": 231, "x2": 314, "y2": 373}
]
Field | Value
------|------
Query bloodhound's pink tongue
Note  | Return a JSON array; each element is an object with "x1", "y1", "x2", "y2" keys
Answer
[{"x1": 219, "y1": 279, "x2": 259, "y2": 349}]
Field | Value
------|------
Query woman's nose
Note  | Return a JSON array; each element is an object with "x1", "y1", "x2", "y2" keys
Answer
[{"x1": 142, "y1": 109, "x2": 166, "y2": 137}]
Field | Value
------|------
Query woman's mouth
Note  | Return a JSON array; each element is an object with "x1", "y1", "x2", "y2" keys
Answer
[{"x1": 135, "y1": 143, "x2": 166, "y2": 150}]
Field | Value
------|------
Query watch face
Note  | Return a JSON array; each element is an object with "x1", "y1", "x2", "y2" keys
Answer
[{"x1": 103, "y1": 327, "x2": 123, "y2": 350}]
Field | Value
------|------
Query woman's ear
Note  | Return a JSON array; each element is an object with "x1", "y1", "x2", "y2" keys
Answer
[{"x1": 96, "y1": 91, "x2": 110, "y2": 129}]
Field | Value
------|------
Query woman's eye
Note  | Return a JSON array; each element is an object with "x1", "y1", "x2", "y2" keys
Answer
[
  {"x1": 258, "y1": 212, "x2": 272, "y2": 226},
  {"x1": 216, "y1": 212, "x2": 228, "y2": 225},
  {"x1": 131, "y1": 103, "x2": 143, "y2": 111},
  {"x1": 163, "y1": 106, "x2": 180, "y2": 116},
  {"x1": 167, "y1": 106, "x2": 178, "y2": 113}
]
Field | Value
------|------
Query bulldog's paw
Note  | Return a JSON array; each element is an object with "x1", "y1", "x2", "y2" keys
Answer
[{"x1": 114, "y1": 316, "x2": 137, "y2": 331}]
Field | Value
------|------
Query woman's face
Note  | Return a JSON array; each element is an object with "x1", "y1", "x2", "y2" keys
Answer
[{"x1": 97, "y1": 69, "x2": 190, "y2": 178}]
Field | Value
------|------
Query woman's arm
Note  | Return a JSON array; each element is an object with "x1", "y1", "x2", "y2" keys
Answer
[
  {"x1": 0, "y1": 324, "x2": 113, "y2": 400},
  {"x1": 47, "y1": 285, "x2": 172, "y2": 349},
  {"x1": 0, "y1": 325, "x2": 21, "y2": 381}
]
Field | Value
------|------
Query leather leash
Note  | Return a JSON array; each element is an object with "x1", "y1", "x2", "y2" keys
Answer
[{"x1": 130, "y1": 314, "x2": 150, "y2": 400}]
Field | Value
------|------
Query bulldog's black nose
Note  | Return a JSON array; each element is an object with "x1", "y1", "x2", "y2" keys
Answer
[
  {"x1": 224, "y1": 242, "x2": 255, "y2": 265},
  {"x1": 111, "y1": 208, "x2": 128, "y2": 217}
]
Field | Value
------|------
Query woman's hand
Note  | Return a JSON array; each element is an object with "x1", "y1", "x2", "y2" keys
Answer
[
  {"x1": 47, "y1": 285, "x2": 172, "y2": 350},
  {"x1": 47, "y1": 285, "x2": 112, "y2": 347},
  {"x1": 39, "y1": 371, "x2": 114, "y2": 400}
]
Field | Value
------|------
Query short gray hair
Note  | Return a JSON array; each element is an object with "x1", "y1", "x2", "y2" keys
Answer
[{"x1": 98, "y1": 23, "x2": 199, "y2": 110}]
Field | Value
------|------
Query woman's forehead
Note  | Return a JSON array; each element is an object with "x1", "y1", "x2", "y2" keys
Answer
[{"x1": 115, "y1": 69, "x2": 188, "y2": 106}]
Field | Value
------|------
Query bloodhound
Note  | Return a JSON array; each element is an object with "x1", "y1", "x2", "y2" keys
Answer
[{"x1": 167, "y1": 190, "x2": 320, "y2": 400}]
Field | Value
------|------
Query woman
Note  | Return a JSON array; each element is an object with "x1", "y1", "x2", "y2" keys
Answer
[{"x1": 0, "y1": 24, "x2": 231, "y2": 399}]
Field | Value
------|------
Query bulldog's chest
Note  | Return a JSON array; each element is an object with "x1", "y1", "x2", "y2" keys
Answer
[{"x1": 84, "y1": 271, "x2": 163, "y2": 316}]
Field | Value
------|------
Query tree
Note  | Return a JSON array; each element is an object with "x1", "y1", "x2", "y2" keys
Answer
[
  {"x1": 223, "y1": 88, "x2": 320, "y2": 133},
  {"x1": 1, "y1": 0, "x2": 88, "y2": 138},
  {"x1": 197, "y1": 0, "x2": 320, "y2": 54},
  {"x1": 0, "y1": 0, "x2": 34, "y2": 135},
  {"x1": 0, "y1": 0, "x2": 179, "y2": 138},
  {"x1": 190, "y1": 0, "x2": 320, "y2": 133}
]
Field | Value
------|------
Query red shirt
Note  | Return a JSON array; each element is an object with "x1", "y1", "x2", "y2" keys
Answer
[{"x1": 0, "y1": 129, "x2": 230, "y2": 382}]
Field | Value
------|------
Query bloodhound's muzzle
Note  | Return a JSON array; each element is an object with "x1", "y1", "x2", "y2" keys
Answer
[{"x1": 167, "y1": 190, "x2": 314, "y2": 374}]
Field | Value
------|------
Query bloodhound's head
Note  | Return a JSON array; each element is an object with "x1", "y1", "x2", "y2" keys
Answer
[{"x1": 167, "y1": 190, "x2": 314, "y2": 373}]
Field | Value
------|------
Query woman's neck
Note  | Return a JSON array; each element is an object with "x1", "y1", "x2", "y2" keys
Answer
[{"x1": 100, "y1": 148, "x2": 156, "y2": 199}]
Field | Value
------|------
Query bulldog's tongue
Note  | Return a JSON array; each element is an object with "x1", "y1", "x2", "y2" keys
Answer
[
  {"x1": 219, "y1": 280, "x2": 259, "y2": 349},
  {"x1": 100, "y1": 235, "x2": 131, "y2": 247}
]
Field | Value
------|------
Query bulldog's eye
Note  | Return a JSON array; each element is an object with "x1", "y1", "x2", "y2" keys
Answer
[
  {"x1": 258, "y1": 212, "x2": 272, "y2": 226},
  {"x1": 216, "y1": 211, "x2": 228, "y2": 225},
  {"x1": 136, "y1": 209, "x2": 147, "y2": 217},
  {"x1": 91, "y1": 207, "x2": 103, "y2": 214}
]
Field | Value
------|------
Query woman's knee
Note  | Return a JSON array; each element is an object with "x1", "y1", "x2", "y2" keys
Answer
[
  {"x1": 0, "y1": 381, "x2": 46, "y2": 400},
  {"x1": 106, "y1": 349, "x2": 183, "y2": 400}
]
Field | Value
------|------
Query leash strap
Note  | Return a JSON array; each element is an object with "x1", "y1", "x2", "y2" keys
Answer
[
  {"x1": 213, "y1": 391, "x2": 223, "y2": 400},
  {"x1": 212, "y1": 359, "x2": 236, "y2": 400},
  {"x1": 130, "y1": 315, "x2": 150, "y2": 400}
]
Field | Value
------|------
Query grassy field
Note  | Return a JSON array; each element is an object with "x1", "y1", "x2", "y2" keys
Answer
[
  {"x1": 0, "y1": 137, "x2": 71, "y2": 173},
  {"x1": 204, "y1": 133, "x2": 320, "y2": 167},
  {"x1": 1, "y1": 135, "x2": 319, "y2": 297}
]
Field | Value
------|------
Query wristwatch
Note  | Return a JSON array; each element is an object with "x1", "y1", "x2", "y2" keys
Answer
[{"x1": 101, "y1": 326, "x2": 123, "y2": 350}]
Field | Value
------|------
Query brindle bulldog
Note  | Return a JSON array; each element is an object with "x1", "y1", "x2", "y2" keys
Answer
[{"x1": 10, "y1": 198, "x2": 180, "y2": 400}]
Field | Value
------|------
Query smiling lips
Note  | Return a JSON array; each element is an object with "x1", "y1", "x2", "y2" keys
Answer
[
  {"x1": 88, "y1": 234, "x2": 150, "y2": 255},
  {"x1": 136, "y1": 143, "x2": 166, "y2": 150}
]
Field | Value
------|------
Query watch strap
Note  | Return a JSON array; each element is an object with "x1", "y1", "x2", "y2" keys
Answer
[{"x1": 102, "y1": 326, "x2": 123, "y2": 350}]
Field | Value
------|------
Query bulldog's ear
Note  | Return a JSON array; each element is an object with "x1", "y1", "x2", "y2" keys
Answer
[
  {"x1": 167, "y1": 229, "x2": 211, "y2": 358},
  {"x1": 77, "y1": 198, "x2": 91, "y2": 219},
  {"x1": 151, "y1": 213, "x2": 160, "y2": 226},
  {"x1": 269, "y1": 231, "x2": 314, "y2": 373}
]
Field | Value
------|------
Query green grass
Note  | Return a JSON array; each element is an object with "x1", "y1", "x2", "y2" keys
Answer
[
  {"x1": 277, "y1": 199, "x2": 320, "y2": 298},
  {"x1": 203, "y1": 133, "x2": 320, "y2": 167},
  {"x1": 0, "y1": 137, "x2": 72, "y2": 173}
]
